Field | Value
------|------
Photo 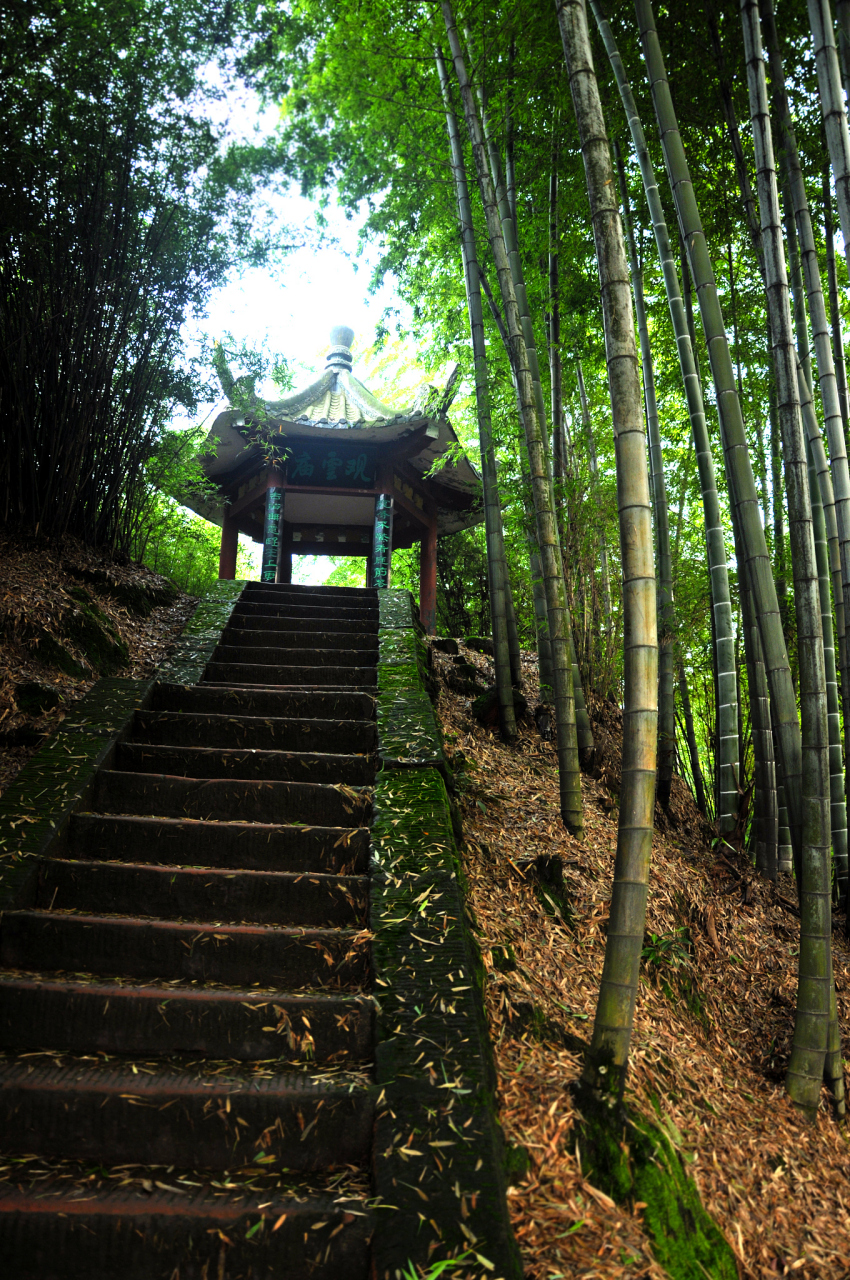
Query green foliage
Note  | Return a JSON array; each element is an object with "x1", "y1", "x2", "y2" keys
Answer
[
  {"x1": 137, "y1": 498, "x2": 254, "y2": 596},
  {"x1": 0, "y1": 0, "x2": 288, "y2": 549},
  {"x1": 641, "y1": 927, "x2": 708, "y2": 1028}
]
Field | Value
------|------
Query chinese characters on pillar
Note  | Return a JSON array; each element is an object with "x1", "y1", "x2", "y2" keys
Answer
[
  {"x1": 261, "y1": 487, "x2": 283, "y2": 582},
  {"x1": 287, "y1": 445, "x2": 376, "y2": 487},
  {"x1": 372, "y1": 494, "x2": 394, "y2": 589}
]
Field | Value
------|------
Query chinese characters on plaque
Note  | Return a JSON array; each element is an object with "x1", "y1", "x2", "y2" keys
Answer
[{"x1": 287, "y1": 445, "x2": 376, "y2": 487}]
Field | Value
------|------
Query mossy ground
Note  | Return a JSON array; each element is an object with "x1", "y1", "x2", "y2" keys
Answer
[{"x1": 574, "y1": 1090, "x2": 738, "y2": 1280}]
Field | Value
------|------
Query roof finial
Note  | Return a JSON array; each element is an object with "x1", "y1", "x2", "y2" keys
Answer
[{"x1": 325, "y1": 325, "x2": 354, "y2": 372}]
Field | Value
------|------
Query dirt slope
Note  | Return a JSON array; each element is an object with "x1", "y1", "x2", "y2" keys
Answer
[
  {"x1": 431, "y1": 641, "x2": 850, "y2": 1280},
  {"x1": 0, "y1": 534, "x2": 195, "y2": 797}
]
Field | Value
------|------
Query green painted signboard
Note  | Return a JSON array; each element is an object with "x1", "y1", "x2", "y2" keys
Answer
[{"x1": 287, "y1": 444, "x2": 376, "y2": 487}]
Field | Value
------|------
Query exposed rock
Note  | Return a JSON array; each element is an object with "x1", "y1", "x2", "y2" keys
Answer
[
  {"x1": 14, "y1": 681, "x2": 62, "y2": 714},
  {"x1": 465, "y1": 635, "x2": 494, "y2": 656}
]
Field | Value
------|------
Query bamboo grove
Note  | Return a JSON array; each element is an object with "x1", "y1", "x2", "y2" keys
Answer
[{"x1": 239, "y1": 0, "x2": 850, "y2": 1121}]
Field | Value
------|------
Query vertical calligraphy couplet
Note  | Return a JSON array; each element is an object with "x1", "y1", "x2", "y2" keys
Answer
[
  {"x1": 372, "y1": 494, "x2": 394, "y2": 589},
  {"x1": 261, "y1": 487, "x2": 284, "y2": 583}
]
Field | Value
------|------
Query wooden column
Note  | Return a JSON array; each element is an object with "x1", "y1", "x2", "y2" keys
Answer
[
  {"x1": 218, "y1": 513, "x2": 239, "y2": 580},
  {"x1": 419, "y1": 518, "x2": 438, "y2": 633}
]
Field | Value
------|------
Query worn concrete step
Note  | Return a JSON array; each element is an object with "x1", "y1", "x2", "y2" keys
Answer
[
  {"x1": 202, "y1": 661, "x2": 377, "y2": 687},
  {"x1": 213, "y1": 644, "x2": 378, "y2": 668},
  {"x1": 242, "y1": 582, "x2": 377, "y2": 599},
  {"x1": 0, "y1": 1059, "x2": 375, "y2": 1170},
  {"x1": 0, "y1": 1181, "x2": 372, "y2": 1279},
  {"x1": 92, "y1": 771, "x2": 371, "y2": 825},
  {"x1": 1, "y1": 913, "x2": 370, "y2": 989},
  {"x1": 33, "y1": 861, "x2": 369, "y2": 928},
  {"x1": 67, "y1": 815, "x2": 369, "y2": 875},
  {"x1": 0, "y1": 977, "x2": 373, "y2": 1060},
  {"x1": 130, "y1": 710, "x2": 377, "y2": 754},
  {"x1": 228, "y1": 610, "x2": 377, "y2": 635},
  {"x1": 151, "y1": 682, "x2": 375, "y2": 720},
  {"x1": 222, "y1": 628, "x2": 378, "y2": 651},
  {"x1": 241, "y1": 585, "x2": 377, "y2": 605},
  {"x1": 114, "y1": 743, "x2": 375, "y2": 787},
  {"x1": 231, "y1": 601, "x2": 377, "y2": 622}
]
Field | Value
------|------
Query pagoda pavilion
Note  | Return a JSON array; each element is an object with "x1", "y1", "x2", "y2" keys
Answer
[{"x1": 192, "y1": 326, "x2": 483, "y2": 632}]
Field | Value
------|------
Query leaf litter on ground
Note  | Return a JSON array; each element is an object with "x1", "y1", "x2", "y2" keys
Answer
[{"x1": 431, "y1": 641, "x2": 850, "y2": 1280}]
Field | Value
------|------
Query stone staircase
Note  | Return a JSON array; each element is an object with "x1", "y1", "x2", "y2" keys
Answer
[{"x1": 0, "y1": 583, "x2": 382, "y2": 1278}]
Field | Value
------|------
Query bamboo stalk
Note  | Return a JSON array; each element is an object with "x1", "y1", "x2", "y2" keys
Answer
[
  {"x1": 636, "y1": 0, "x2": 804, "y2": 878},
  {"x1": 556, "y1": 0, "x2": 657, "y2": 1095},
  {"x1": 435, "y1": 43, "x2": 516, "y2": 740},
  {"x1": 592, "y1": 0, "x2": 739, "y2": 838},
  {"x1": 742, "y1": 0, "x2": 835, "y2": 1117},
  {"x1": 441, "y1": 0, "x2": 583, "y2": 834}
]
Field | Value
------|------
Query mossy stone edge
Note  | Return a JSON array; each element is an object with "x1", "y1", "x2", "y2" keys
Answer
[
  {"x1": 376, "y1": 599, "x2": 444, "y2": 772},
  {"x1": 157, "y1": 579, "x2": 247, "y2": 685},
  {"x1": 0, "y1": 582, "x2": 247, "y2": 914},
  {"x1": 371, "y1": 589, "x2": 521, "y2": 1280}
]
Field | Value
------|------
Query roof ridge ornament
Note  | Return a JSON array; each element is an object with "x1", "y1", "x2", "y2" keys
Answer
[{"x1": 325, "y1": 324, "x2": 355, "y2": 372}]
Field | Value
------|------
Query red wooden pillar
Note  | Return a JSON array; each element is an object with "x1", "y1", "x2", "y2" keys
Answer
[
  {"x1": 218, "y1": 513, "x2": 239, "y2": 580},
  {"x1": 419, "y1": 518, "x2": 437, "y2": 633}
]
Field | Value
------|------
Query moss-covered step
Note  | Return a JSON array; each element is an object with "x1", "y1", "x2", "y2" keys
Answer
[
  {"x1": 377, "y1": 589, "x2": 423, "y2": 632},
  {"x1": 0, "y1": 678, "x2": 156, "y2": 913}
]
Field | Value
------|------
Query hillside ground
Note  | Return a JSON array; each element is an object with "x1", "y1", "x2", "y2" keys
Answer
[
  {"x1": 1, "y1": 555, "x2": 848, "y2": 1277},
  {"x1": 0, "y1": 533, "x2": 195, "y2": 797},
  {"x1": 431, "y1": 641, "x2": 850, "y2": 1279}
]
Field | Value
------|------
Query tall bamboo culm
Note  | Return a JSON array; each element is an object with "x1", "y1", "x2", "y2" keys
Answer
[
  {"x1": 636, "y1": 0, "x2": 804, "y2": 879},
  {"x1": 615, "y1": 141, "x2": 676, "y2": 810},
  {"x1": 591, "y1": 0, "x2": 739, "y2": 837},
  {"x1": 468, "y1": 44, "x2": 596, "y2": 761},
  {"x1": 808, "y1": 0, "x2": 850, "y2": 284},
  {"x1": 741, "y1": 0, "x2": 840, "y2": 1117},
  {"x1": 434, "y1": 43, "x2": 516, "y2": 742},
  {"x1": 762, "y1": 0, "x2": 850, "y2": 857},
  {"x1": 556, "y1": 0, "x2": 657, "y2": 1096},
  {"x1": 441, "y1": 0, "x2": 583, "y2": 834}
]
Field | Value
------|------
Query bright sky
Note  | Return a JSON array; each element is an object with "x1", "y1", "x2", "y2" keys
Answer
[{"x1": 179, "y1": 176, "x2": 417, "y2": 581}]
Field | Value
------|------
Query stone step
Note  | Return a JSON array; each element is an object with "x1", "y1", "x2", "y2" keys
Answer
[
  {"x1": 114, "y1": 743, "x2": 374, "y2": 787},
  {"x1": 241, "y1": 584, "x2": 376, "y2": 604},
  {"x1": 67, "y1": 815, "x2": 369, "y2": 875},
  {"x1": 232, "y1": 600, "x2": 377, "y2": 622},
  {"x1": 0, "y1": 1181, "x2": 372, "y2": 1279},
  {"x1": 242, "y1": 579, "x2": 376, "y2": 594},
  {"x1": 151, "y1": 682, "x2": 375, "y2": 720},
  {"x1": 1, "y1": 913, "x2": 369, "y2": 989},
  {"x1": 0, "y1": 1058, "x2": 374, "y2": 1170},
  {"x1": 212, "y1": 644, "x2": 378, "y2": 669},
  {"x1": 0, "y1": 977, "x2": 373, "y2": 1060},
  {"x1": 130, "y1": 710, "x2": 377, "y2": 754},
  {"x1": 33, "y1": 860, "x2": 369, "y2": 928},
  {"x1": 202, "y1": 661, "x2": 377, "y2": 687},
  {"x1": 228, "y1": 610, "x2": 377, "y2": 635},
  {"x1": 92, "y1": 771, "x2": 371, "y2": 825},
  {"x1": 221, "y1": 628, "x2": 378, "y2": 651}
]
